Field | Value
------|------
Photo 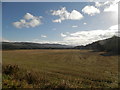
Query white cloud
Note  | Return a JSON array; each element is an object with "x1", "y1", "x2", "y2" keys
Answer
[
  {"x1": 95, "y1": 1, "x2": 111, "y2": 7},
  {"x1": 41, "y1": 35, "x2": 47, "y2": 38},
  {"x1": 103, "y1": 0, "x2": 119, "y2": 13},
  {"x1": 32, "y1": 40, "x2": 68, "y2": 45},
  {"x1": 104, "y1": 3, "x2": 118, "y2": 12},
  {"x1": 82, "y1": 6, "x2": 100, "y2": 16},
  {"x1": 51, "y1": 7, "x2": 83, "y2": 23},
  {"x1": 60, "y1": 25, "x2": 118, "y2": 45},
  {"x1": 95, "y1": 2, "x2": 102, "y2": 7},
  {"x1": 13, "y1": 13, "x2": 42, "y2": 28},
  {"x1": 92, "y1": 0, "x2": 119, "y2": 14},
  {"x1": 72, "y1": 25, "x2": 78, "y2": 28},
  {"x1": 29, "y1": 19, "x2": 41, "y2": 27},
  {"x1": 104, "y1": 1, "x2": 112, "y2": 5},
  {"x1": 61, "y1": 33, "x2": 67, "y2": 37},
  {"x1": 1, "y1": 38, "x2": 10, "y2": 42},
  {"x1": 52, "y1": 19, "x2": 62, "y2": 23},
  {"x1": 109, "y1": 24, "x2": 118, "y2": 30},
  {"x1": 13, "y1": 21, "x2": 23, "y2": 28},
  {"x1": 83, "y1": 22, "x2": 87, "y2": 25},
  {"x1": 24, "y1": 13, "x2": 34, "y2": 20},
  {"x1": 69, "y1": 10, "x2": 83, "y2": 20}
]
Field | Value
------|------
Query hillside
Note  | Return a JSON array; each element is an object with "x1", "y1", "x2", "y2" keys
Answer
[
  {"x1": 75, "y1": 36, "x2": 120, "y2": 54},
  {"x1": 2, "y1": 42, "x2": 73, "y2": 50},
  {"x1": 2, "y1": 36, "x2": 120, "y2": 54}
]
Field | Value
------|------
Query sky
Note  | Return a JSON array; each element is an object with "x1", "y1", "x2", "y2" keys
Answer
[{"x1": 2, "y1": 0, "x2": 119, "y2": 45}]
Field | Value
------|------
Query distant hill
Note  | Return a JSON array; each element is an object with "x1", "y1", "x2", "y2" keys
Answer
[
  {"x1": 2, "y1": 42, "x2": 73, "y2": 50},
  {"x1": 75, "y1": 36, "x2": 120, "y2": 54},
  {"x1": 1, "y1": 36, "x2": 120, "y2": 54}
]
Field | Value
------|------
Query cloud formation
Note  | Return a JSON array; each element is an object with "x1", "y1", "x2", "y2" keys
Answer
[
  {"x1": 82, "y1": 6, "x2": 100, "y2": 16},
  {"x1": 24, "y1": 13, "x2": 34, "y2": 20},
  {"x1": 51, "y1": 7, "x2": 83, "y2": 23},
  {"x1": 60, "y1": 25, "x2": 118, "y2": 45},
  {"x1": 95, "y1": 1, "x2": 110, "y2": 7},
  {"x1": 72, "y1": 25, "x2": 78, "y2": 28},
  {"x1": 103, "y1": 0, "x2": 119, "y2": 13},
  {"x1": 41, "y1": 35, "x2": 47, "y2": 38},
  {"x1": 95, "y1": 2, "x2": 103, "y2": 7},
  {"x1": 94, "y1": 0, "x2": 119, "y2": 13},
  {"x1": 83, "y1": 22, "x2": 87, "y2": 25},
  {"x1": 61, "y1": 33, "x2": 67, "y2": 37},
  {"x1": 1, "y1": 38, "x2": 10, "y2": 42},
  {"x1": 13, "y1": 13, "x2": 42, "y2": 28}
]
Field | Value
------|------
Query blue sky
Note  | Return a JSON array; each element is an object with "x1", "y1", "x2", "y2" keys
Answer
[{"x1": 2, "y1": 1, "x2": 119, "y2": 45}]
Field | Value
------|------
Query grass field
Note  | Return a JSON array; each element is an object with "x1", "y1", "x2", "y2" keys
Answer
[{"x1": 2, "y1": 49, "x2": 119, "y2": 88}]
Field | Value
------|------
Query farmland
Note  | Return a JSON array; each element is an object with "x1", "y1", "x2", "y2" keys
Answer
[{"x1": 2, "y1": 49, "x2": 119, "y2": 88}]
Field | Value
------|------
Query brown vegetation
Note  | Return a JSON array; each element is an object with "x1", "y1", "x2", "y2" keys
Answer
[{"x1": 2, "y1": 49, "x2": 119, "y2": 88}]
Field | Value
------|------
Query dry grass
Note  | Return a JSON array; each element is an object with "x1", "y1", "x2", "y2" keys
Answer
[{"x1": 2, "y1": 49, "x2": 119, "y2": 88}]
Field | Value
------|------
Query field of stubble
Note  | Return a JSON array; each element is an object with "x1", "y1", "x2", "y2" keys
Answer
[{"x1": 2, "y1": 49, "x2": 119, "y2": 88}]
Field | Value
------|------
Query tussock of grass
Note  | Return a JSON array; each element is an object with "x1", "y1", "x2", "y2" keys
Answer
[
  {"x1": 3, "y1": 64, "x2": 19, "y2": 75},
  {"x1": 2, "y1": 64, "x2": 118, "y2": 88},
  {"x1": 2, "y1": 65, "x2": 77, "y2": 88}
]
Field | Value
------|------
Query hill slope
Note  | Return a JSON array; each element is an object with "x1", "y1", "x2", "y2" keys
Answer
[
  {"x1": 75, "y1": 36, "x2": 120, "y2": 54},
  {"x1": 2, "y1": 42, "x2": 73, "y2": 50},
  {"x1": 1, "y1": 36, "x2": 120, "y2": 54}
]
